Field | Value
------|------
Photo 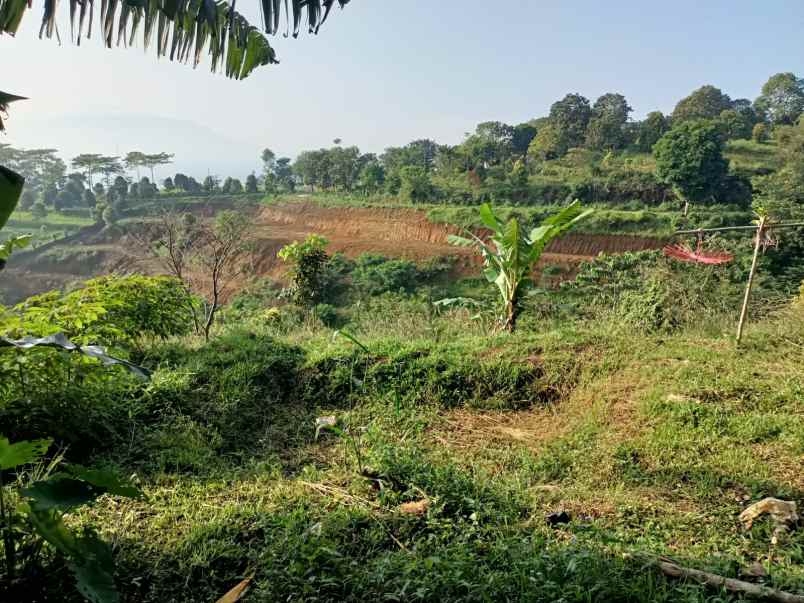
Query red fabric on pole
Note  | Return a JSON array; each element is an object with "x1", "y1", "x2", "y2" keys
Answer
[{"x1": 663, "y1": 243, "x2": 733, "y2": 265}]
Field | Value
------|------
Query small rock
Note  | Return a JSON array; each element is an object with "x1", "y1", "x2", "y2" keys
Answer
[{"x1": 546, "y1": 511, "x2": 571, "y2": 526}]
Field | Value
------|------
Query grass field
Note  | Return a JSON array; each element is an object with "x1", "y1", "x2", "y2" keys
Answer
[
  {"x1": 80, "y1": 310, "x2": 804, "y2": 601},
  {"x1": 3, "y1": 276, "x2": 801, "y2": 602}
]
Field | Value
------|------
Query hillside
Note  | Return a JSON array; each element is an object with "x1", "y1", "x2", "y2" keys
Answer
[{"x1": 1, "y1": 196, "x2": 673, "y2": 304}]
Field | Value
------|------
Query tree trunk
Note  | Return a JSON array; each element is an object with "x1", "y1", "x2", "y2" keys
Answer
[{"x1": 503, "y1": 296, "x2": 518, "y2": 332}]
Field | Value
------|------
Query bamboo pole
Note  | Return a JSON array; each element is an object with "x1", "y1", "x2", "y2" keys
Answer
[{"x1": 736, "y1": 216, "x2": 766, "y2": 345}]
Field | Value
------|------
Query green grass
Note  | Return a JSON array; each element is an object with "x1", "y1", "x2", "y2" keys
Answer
[
  {"x1": 6, "y1": 210, "x2": 94, "y2": 227},
  {"x1": 3, "y1": 209, "x2": 94, "y2": 247},
  {"x1": 2, "y1": 245, "x2": 803, "y2": 602},
  {"x1": 725, "y1": 139, "x2": 780, "y2": 175},
  {"x1": 3, "y1": 288, "x2": 802, "y2": 601}
]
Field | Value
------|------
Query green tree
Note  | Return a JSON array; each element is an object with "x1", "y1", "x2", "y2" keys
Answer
[
  {"x1": 358, "y1": 160, "x2": 385, "y2": 195},
  {"x1": 462, "y1": 121, "x2": 515, "y2": 168},
  {"x1": 163, "y1": 177, "x2": 175, "y2": 191},
  {"x1": 754, "y1": 72, "x2": 804, "y2": 126},
  {"x1": 71, "y1": 154, "x2": 108, "y2": 188},
  {"x1": 138, "y1": 177, "x2": 157, "y2": 198},
  {"x1": 141, "y1": 153, "x2": 174, "y2": 184},
  {"x1": 636, "y1": 111, "x2": 669, "y2": 151},
  {"x1": 97, "y1": 156, "x2": 124, "y2": 187},
  {"x1": 82, "y1": 188, "x2": 97, "y2": 208},
  {"x1": 124, "y1": 151, "x2": 148, "y2": 180},
  {"x1": 717, "y1": 108, "x2": 753, "y2": 140},
  {"x1": 512, "y1": 123, "x2": 538, "y2": 159},
  {"x1": 752, "y1": 123, "x2": 769, "y2": 144},
  {"x1": 222, "y1": 177, "x2": 243, "y2": 194},
  {"x1": 261, "y1": 148, "x2": 277, "y2": 178},
  {"x1": 275, "y1": 158, "x2": 294, "y2": 191},
  {"x1": 202, "y1": 175, "x2": 219, "y2": 194},
  {"x1": 585, "y1": 93, "x2": 632, "y2": 151},
  {"x1": 245, "y1": 173, "x2": 259, "y2": 193},
  {"x1": 547, "y1": 93, "x2": 592, "y2": 155},
  {"x1": 330, "y1": 146, "x2": 361, "y2": 191},
  {"x1": 448, "y1": 202, "x2": 592, "y2": 331},
  {"x1": 19, "y1": 189, "x2": 36, "y2": 211},
  {"x1": 278, "y1": 234, "x2": 330, "y2": 307},
  {"x1": 654, "y1": 121, "x2": 729, "y2": 210},
  {"x1": 399, "y1": 165, "x2": 433, "y2": 203},
  {"x1": 672, "y1": 85, "x2": 733, "y2": 123},
  {"x1": 30, "y1": 200, "x2": 47, "y2": 220},
  {"x1": 527, "y1": 122, "x2": 564, "y2": 161}
]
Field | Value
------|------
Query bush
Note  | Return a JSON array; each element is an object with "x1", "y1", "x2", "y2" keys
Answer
[
  {"x1": 301, "y1": 339, "x2": 566, "y2": 410},
  {"x1": 352, "y1": 254, "x2": 419, "y2": 296},
  {"x1": 4, "y1": 275, "x2": 194, "y2": 346},
  {"x1": 560, "y1": 249, "x2": 753, "y2": 332}
]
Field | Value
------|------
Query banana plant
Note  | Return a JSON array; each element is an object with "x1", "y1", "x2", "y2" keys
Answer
[{"x1": 448, "y1": 201, "x2": 593, "y2": 331}]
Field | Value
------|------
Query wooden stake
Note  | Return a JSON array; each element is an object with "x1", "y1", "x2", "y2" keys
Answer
[{"x1": 736, "y1": 216, "x2": 766, "y2": 345}]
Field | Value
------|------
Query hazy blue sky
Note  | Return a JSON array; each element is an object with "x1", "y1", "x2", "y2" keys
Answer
[{"x1": 2, "y1": 0, "x2": 803, "y2": 178}]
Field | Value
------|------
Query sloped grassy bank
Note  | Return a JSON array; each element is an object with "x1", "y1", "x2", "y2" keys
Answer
[{"x1": 3, "y1": 310, "x2": 801, "y2": 602}]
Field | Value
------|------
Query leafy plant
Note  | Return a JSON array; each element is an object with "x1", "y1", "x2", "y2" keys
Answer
[
  {"x1": 0, "y1": 333, "x2": 151, "y2": 380},
  {"x1": 315, "y1": 416, "x2": 366, "y2": 474},
  {"x1": 351, "y1": 254, "x2": 419, "y2": 297},
  {"x1": 278, "y1": 234, "x2": 331, "y2": 307},
  {"x1": 448, "y1": 201, "x2": 592, "y2": 330},
  {"x1": 3, "y1": 276, "x2": 193, "y2": 347},
  {"x1": 0, "y1": 436, "x2": 143, "y2": 603}
]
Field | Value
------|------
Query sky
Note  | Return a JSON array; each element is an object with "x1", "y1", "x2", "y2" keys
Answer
[{"x1": 2, "y1": 0, "x2": 804, "y2": 179}]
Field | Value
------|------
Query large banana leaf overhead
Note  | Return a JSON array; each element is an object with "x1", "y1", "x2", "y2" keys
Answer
[{"x1": 0, "y1": 0, "x2": 351, "y2": 80}]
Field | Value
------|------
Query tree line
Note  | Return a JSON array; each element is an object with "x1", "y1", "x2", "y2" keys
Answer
[{"x1": 271, "y1": 72, "x2": 803, "y2": 209}]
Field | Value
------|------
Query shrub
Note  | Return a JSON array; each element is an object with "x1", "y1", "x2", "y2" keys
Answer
[
  {"x1": 561, "y1": 249, "x2": 752, "y2": 332},
  {"x1": 278, "y1": 234, "x2": 331, "y2": 307},
  {"x1": 351, "y1": 254, "x2": 419, "y2": 296},
  {"x1": 3, "y1": 275, "x2": 193, "y2": 346}
]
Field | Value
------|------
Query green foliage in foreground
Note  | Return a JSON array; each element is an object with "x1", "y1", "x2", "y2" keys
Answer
[
  {"x1": 1, "y1": 266, "x2": 803, "y2": 601},
  {"x1": 1, "y1": 275, "x2": 193, "y2": 346},
  {"x1": 1, "y1": 435, "x2": 142, "y2": 603}
]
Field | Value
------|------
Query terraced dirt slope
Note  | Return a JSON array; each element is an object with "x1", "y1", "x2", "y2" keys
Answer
[{"x1": 1, "y1": 201, "x2": 665, "y2": 303}]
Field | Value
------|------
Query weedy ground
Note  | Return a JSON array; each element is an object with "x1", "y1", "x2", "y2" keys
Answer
[{"x1": 33, "y1": 297, "x2": 799, "y2": 602}]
